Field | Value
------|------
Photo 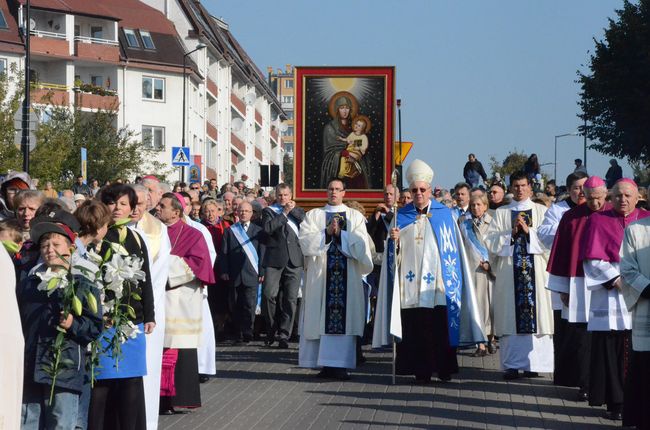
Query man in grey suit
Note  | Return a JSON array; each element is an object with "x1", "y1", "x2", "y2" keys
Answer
[
  {"x1": 261, "y1": 183, "x2": 305, "y2": 349},
  {"x1": 220, "y1": 201, "x2": 266, "y2": 343}
]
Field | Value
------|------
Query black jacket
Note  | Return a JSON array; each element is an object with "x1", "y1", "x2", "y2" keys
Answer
[
  {"x1": 367, "y1": 210, "x2": 393, "y2": 255},
  {"x1": 220, "y1": 222, "x2": 266, "y2": 286},
  {"x1": 18, "y1": 272, "x2": 103, "y2": 393},
  {"x1": 261, "y1": 206, "x2": 305, "y2": 268}
]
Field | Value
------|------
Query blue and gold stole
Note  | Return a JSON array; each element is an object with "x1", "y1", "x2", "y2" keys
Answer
[
  {"x1": 511, "y1": 209, "x2": 536, "y2": 334},
  {"x1": 386, "y1": 200, "x2": 465, "y2": 347},
  {"x1": 325, "y1": 211, "x2": 347, "y2": 334}
]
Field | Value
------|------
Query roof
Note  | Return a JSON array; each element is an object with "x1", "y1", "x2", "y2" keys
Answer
[
  {"x1": 0, "y1": 1, "x2": 26, "y2": 47},
  {"x1": 18, "y1": 0, "x2": 121, "y2": 21}
]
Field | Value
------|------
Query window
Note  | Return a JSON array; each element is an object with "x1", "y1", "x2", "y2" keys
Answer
[
  {"x1": 124, "y1": 29, "x2": 139, "y2": 48},
  {"x1": 281, "y1": 95, "x2": 293, "y2": 104},
  {"x1": 284, "y1": 79, "x2": 293, "y2": 89},
  {"x1": 142, "y1": 76, "x2": 164, "y2": 100},
  {"x1": 140, "y1": 30, "x2": 155, "y2": 49},
  {"x1": 0, "y1": 59, "x2": 6, "y2": 75},
  {"x1": 91, "y1": 76, "x2": 103, "y2": 87},
  {"x1": 74, "y1": 25, "x2": 80, "y2": 37},
  {"x1": 285, "y1": 110, "x2": 293, "y2": 120},
  {"x1": 282, "y1": 126, "x2": 294, "y2": 137},
  {"x1": 91, "y1": 26, "x2": 103, "y2": 39},
  {"x1": 142, "y1": 126, "x2": 165, "y2": 150},
  {"x1": 0, "y1": 10, "x2": 7, "y2": 29}
]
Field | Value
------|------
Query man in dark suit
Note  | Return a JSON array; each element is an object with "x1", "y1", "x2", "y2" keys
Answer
[
  {"x1": 261, "y1": 184, "x2": 305, "y2": 349},
  {"x1": 220, "y1": 201, "x2": 265, "y2": 343}
]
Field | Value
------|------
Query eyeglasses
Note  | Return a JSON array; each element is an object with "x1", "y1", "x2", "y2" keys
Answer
[
  {"x1": 190, "y1": 186, "x2": 200, "y2": 190},
  {"x1": 410, "y1": 187, "x2": 428, "y2": 194}
]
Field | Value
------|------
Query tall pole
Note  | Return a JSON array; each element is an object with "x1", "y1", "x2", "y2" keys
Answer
[
  {"x1": 554, "y1": 136, "x2": 558, "y2": 181},
  {"x1": 181, "y1": 55, "x2": 187, "y2": 182},
  {"x1": 583, "y1": 118, "x2": 588, "y2": 170},
  {"x1": 397, "y1": 99, "x2": 402, "y2": 189},
  {"x1": 21, "y1": 0, "x2": 31, "y2": 173}
]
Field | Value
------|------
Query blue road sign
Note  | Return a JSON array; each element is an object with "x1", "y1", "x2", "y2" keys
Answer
[{"x1": 171, "y1": 146, "x2": 191, "y2": 166}]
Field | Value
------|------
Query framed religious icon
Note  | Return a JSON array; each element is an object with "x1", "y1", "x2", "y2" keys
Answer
[{"x1": 294, "y1": 66, "x2": 395, "y2": 200}]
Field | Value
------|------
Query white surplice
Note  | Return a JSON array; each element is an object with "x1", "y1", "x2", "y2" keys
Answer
[
  {"x1": 130, "y1": 212, "x2": 171, "y2": 430},
  {"x1": 187, "y1": 217, "x2": 217, "y2": 376},
  {"x1": 298, "y1": 204, "x2": 373, "y2": 369},
  {"x1": 485, "y1": 198, "x2": 554, "y2": 372},
  {"x1": 538, "y1": 200, "x2": 571, "y2": 311},
  {"x1": 583, "y1": 259, "x2": 631, "y2": 331}
]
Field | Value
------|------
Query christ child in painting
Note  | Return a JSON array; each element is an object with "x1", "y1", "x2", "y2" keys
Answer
[{"x1": 338, "y1": 115, "x2": 370, "y2": 180}]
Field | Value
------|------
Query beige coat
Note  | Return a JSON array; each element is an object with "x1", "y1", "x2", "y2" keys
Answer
[{"x1": 461, "y1": 213, "x2": 495, "y2": 336}]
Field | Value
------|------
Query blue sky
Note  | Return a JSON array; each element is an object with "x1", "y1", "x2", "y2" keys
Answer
[{"x1": 205, "y1": 0, "x2": 628, "y2": 188}]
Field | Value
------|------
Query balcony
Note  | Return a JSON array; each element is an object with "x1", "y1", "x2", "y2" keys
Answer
[
  {"x1": 30, "y1": 31, "x2": 69, "y2": 57},
  {"x1": 206, "y1": 121, "x2": 218, "y2": 141},
  {"x1": 255, "y1": 146, "x2": 263, "y2": 162},
  {"x1": 74, "y1": 37, "x2": 120, "y2": 62},
  {"x1": 231, "y1": 152, "x2": 238, "y2": 165},
  {"x1": 230, "y1": 93, "x2": 245, "y2": 116},
  {"x1": 31, "y1": 83, "x2": 69, "y2": 106},
  {"x1": 231, "y1": 132, "x2": 246, "y2": 155},
  {"x1": 75, "y1": 92, "x2": 119, "y2": 110},
  {"x1": 255, "y1": 109, "x2": 263, "y2": 127},
  {"x1": 206, "y1": 78, "x2": 218, "y2": 97},
  {"x1": 270, "y1": 127, "x2": 279, "y2": 143}
]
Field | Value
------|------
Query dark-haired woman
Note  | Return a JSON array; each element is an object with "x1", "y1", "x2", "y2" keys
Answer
[{"x1": 88, "y1": 184, "x2": 155, "y2": 430}]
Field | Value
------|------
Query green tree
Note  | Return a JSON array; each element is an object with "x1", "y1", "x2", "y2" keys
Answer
[
  {"x1": 489, "y1": 150, "x2": 529, "y2": 180},
  {"x1": 283, "y1": 153, "x2": 293, "y2": 187},
  {"x1": 578, "y1": 0, "x2": 650, "y2": 165},
  {"x1": 31, "y1": 105, "x2": 145, "y2": 188},
  {"x1": 0, "y1": 64, "x2": 25, "y2": 172}
]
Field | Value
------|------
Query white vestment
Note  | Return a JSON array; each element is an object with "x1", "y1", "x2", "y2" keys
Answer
[
  {"x1": 584, "y1": 259, "x2": 631, "y2": 331},
  {"x1": 131, "y1": 213, "x2": 171, "y2": 430},
  {"x1": 0, "y1": 246, "x2": 23, "y2": 430},
  {"x1": 187, "y1": 217, "x2": 217, "y2": 376},
  {"x1": 298, "y1": 204, "x2": 373, "y2": 369},
  {"x1": 620, "y1": 218, "x2": 650, "y2": 351},
  {"x1": 485, "y1": 199, "x2": 554, "y2": 372},
  {"x1": 538, "y1": 200, "x2": 570, "y2": 311}
]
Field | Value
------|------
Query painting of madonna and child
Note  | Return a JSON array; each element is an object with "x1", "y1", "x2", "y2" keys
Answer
[{"x1": 294, "y1": 67, "x2": 395, "y2": 200}]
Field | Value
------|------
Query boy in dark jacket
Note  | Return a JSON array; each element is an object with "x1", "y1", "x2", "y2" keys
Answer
[{"x1": 18, "y1": 211, "x2": 102, "y2": 429}]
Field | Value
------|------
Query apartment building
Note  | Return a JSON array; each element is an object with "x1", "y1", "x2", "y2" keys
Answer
[
  {"x1": 267, "y1": 65, "x2": 294, "y2": 159},
  {"x1": 0, "y1": 0, "x2": 283, "y2": 185}
]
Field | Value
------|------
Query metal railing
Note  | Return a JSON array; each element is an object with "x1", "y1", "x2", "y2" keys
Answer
[
  {"x1": 31, "y1": 82, "x2": 68, "y2": 91},
  {"x1": 74, "y1": 35, "x2": 119, "y2": 46},
  {"x1": 30, "y1": 29, "x2": 66, "y2": 39}
]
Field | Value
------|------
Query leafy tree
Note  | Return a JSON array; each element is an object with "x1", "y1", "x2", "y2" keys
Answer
[
  {"x1": 489, "y1": 150, "x2": 529, "y2": 180},
  {"x1": 31, "y1": 104, "x2": 145, "y2": 188},
  {"x1": 0, "y1": 64, "x2": 25, "y2": 172},
  {"x1": 282, "y1": 153, "x2": 293, "y2": 187},
  {"x1": 578, "y1": 0, "x2": 650, "y2": 165}
]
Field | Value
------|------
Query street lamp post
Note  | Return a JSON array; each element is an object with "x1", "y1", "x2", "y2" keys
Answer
[
  {"x1": 554, "y1": 132, "x2": 579, "y2": 181},
  {"x1": 181, "y1": 43, "x2": 207, "y2": 181}
]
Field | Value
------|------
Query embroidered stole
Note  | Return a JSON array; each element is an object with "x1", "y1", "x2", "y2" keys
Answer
[
  {"x1": 511, "y1": 209, "x2": 536, "y2": 334},
  {"x1": 231, "y1": 223, "x2": 259, "y2": 274},
  {"x1": 460, "y1": 218, "x2": 489, "y2": 262},
  {"x1": 390, "y1": 201, "x2": 465, "y2": 346},
  {"x1": 325, "y1": 211, "x2": 347, "y2": 335}
]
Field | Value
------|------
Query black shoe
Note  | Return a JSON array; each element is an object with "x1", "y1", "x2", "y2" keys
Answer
[
  {"x1": 278, "y1": 339, "x2": 289, "y2": 349},
  {"x1": 328, "y1": 367, "x2": 351, "y2": 380},
  {"x1": 487, "y1": 342, "x2": 497, "y2": 354},
  {"x1": 522, "y1": 371, "x2": 539, "y2": 378},
  {"x1": 242, "y1": 334, "x2": 253, "y2": 343},
  {"x1": 199, "y1": 375, "x2": 210, "y2": 383},
  {"x1": 159, "y1": 407, "x2": 175, "y2": 415},
  {"x1": 503, "y1": 369, "x2": 519, "y2": 380},
  {"x1": 264, "y1": 336, "x2": 276, "y2": 347},
  {"x1": 316, "y1": 368, "x2": 332, "y2": 379},
  {"x1": 414, "y1": 375, "x2": 432, "y2": 385},
  {"x1": 438, "y1": 373, "x2": 452, "y2": 383},
  {"x1": 576, "y1": 389, "x2": 588, "y2": 402},
  {"x1": 356, "y1": 353, "x2": 367, "y2": 365}
]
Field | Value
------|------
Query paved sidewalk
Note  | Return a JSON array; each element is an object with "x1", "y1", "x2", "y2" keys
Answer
[{"x1": 159, "y1": 342, "x2": 620, "y2": 429}]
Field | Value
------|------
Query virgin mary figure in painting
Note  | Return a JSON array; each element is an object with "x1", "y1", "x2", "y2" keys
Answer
[{"x1": 320, "y1": 92, "x2": 370, "y2": 189}]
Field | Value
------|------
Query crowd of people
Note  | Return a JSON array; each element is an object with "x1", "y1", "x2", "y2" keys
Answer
[{"x1": 0, "y1": 152, "x2": 649, "y2": 430}]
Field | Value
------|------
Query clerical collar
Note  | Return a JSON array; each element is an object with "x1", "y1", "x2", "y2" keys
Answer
[
  {"x1": 415, "y1": 202, "x2": 430, "y2": 215},
  {"x1": 324, "y1": 203, "x2": 347, "y2": 212}
]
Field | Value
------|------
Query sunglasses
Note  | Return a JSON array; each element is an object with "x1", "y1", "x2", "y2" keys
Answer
[
  {"x1": 191, "y1": 186, "x2": 200, "y2": 190},
  {"x1": 410, "y1": 187, "x2": 428, "y2": 194}
]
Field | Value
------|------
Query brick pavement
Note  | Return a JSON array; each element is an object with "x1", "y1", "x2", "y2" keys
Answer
[{"x1": 159, "y1": 342, "x2": 620, "y2": 430}]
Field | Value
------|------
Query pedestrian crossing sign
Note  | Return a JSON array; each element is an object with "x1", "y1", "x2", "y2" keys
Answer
[{"x1": 171, "y1": 146, "x2": 191, "y2": 166}]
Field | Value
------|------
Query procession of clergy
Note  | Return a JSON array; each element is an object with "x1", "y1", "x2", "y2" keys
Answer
[{"x1": 4, "y1": 156, "x2": 650, "y2": 430}]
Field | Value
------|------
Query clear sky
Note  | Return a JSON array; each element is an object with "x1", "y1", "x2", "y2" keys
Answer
[{"x1": 205, "y1": 0, "x2": 628, "y2": 189}]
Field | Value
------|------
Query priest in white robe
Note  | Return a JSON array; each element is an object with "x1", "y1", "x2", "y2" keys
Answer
[
  {"x1": 298, "y1": 178, "x2": 373, "y2": 380},
  {"x1": 485, "y1": 170, "x2": 554, "y2": 380},
  {"x1": 620, "y1": 215, "x2": 650, "y2": 429},
  {"x1": 129, "y1": 184, "x2": 171, "y2": 430},
  {"x1": 373, "y1": 160, "x2": 485, "y2": 383},
  {"x1": 581, "y1": 179, "x2": 649, "y2": 421}
]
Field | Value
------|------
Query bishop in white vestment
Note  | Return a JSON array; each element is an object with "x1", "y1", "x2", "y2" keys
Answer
[{"x1": 298, "y1": 178, "x2": 373, "y2": 380}]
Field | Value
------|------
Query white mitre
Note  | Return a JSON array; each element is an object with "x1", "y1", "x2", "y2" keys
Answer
[{"x1": 406, "y1": 159, "x2": 434, "y2": 187}]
